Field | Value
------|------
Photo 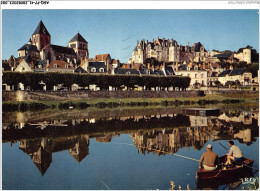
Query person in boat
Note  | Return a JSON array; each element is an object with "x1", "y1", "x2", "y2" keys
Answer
[
  {"x1": 199, "y1": 144, "x2": 219, "y2": 171},
  {"x1": 225, "y1": 141, "x2": 243, "y2": 165}
]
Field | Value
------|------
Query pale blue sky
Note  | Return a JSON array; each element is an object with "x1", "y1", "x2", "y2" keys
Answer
[{"x1": 2, "y1": 9, "x2": 259, "y2": 62}]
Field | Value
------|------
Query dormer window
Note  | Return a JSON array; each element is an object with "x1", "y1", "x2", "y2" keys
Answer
[
  {"x1": 91, "y1": 68, "x2": 96, "y2": 72},
  {"x1": 54, "y1": 64, "x2": 57, "y2": 68},
  {"x1": 65, "y1": 64, "x2": 69, "y2": 69},
  {"x1": 99, "y1": 68, "x2": 104, "y2": 72}
]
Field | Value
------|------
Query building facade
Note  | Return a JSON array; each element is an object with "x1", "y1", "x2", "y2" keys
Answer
[{"x1": 128, "y1": 37, "x2": 209, "y2": 64}]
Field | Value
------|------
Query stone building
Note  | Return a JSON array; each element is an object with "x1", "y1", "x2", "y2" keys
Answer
[
  {"x1": 128, "y1": 37, "x2": 209, "y2": 64},
  {"x1": 209, "y1": 47, "x2": 252, "y2": 64},
  {"x1": 17, "y1": 20, "x2": 89, "y2": 68}
]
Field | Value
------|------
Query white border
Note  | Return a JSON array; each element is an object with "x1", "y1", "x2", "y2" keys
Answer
[{"x1": 1, "y1": 1, "x2": 259, "y2": 10}]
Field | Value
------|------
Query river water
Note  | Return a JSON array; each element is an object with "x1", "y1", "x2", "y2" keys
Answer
[{"x1": 2, "y1": 106, "x2": 259, "y2": 190}]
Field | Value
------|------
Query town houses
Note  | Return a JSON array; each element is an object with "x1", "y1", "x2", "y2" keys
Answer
[{"x1": 2, "y1": 20, "x2": 259, "y2": 91}]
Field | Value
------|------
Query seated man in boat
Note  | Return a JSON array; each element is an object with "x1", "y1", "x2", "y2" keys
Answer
[
  {"x1": 199, "y1": 144, "x2": 219, "y2": 171},
  {"x1": 225, "y1": 141, "x2": 243, "y2": 165}
]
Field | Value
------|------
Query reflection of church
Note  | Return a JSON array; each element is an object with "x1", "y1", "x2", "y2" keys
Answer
[
  {"x1": 19, "y1": 135, "x2": 89, "y2": 175},
  {"x1": 3, "y1": 109, "x2": 259, "y2": 175}
]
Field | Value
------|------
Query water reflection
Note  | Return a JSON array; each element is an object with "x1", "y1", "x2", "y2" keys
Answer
[{"x1": 3, "y1": 108, "x2": 258, "y2": 179}]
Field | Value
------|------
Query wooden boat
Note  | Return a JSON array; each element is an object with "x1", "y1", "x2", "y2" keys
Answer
[{"x1": 196, "y1": 155, "x2": 254, "y2": 180}]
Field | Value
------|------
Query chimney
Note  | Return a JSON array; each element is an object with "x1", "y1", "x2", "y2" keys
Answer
[
  {"x1": 209, "y1": 69, "x2": 213, "y2": 77},
  {"x1": 189, "y1": 62, "x2": 193, "y2": 69},
  {"x1": 47, "y1": 59, "x2": 49, "y2": 68},
  {"x1": 229, "y1": 65, "x2": 233, "y2": 70},
  {"x1": 203, "y1": 62, "x2": 206, "y2": 70},
  {"x1": 107, "y1": 60, "x2": 110, "y2": 74},
  {"x1": 175, "y1": 62, "x2": 178, "y2": 71}
]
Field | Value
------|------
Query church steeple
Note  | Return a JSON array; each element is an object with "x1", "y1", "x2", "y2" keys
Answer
[
  {"x1": 31, "y1": 20, "x2": 51, "y2": 51},
  {"x1": 32, "y1": 20, "x2": 50, "y2": 36},
  {"x1": 68, "y1": 32, "x2": 88, "y2": 62}
]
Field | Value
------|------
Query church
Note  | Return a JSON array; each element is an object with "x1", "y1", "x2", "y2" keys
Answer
[{"x1": 17, "y1": 20, "x2": 89, "y2": 71}]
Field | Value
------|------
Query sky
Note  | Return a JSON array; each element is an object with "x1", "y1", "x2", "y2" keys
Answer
[{"x1": 2, "y1": 9, "x2": 259, "y2": 63}]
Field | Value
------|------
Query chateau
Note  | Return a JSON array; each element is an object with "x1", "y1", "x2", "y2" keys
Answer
[{"x1": 128, "y1": 37, "x2": 209, "y2": 64}]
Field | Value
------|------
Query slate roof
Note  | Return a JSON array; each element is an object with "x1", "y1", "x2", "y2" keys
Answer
[
  {"x1": 2, "y1": 62, "x2": 11, "y2": 71},
  {"x1": 148, "y1": 42, "x2": 155, "y2": 49},
  {"x1": 32, "y1": 20, "x2": 50, "y2": 36},
  {"x1": 88, "y1": 61, "x2": 107, "y2": 73},
  {"x1": 213, "y1": 52, "x2": 233, "y2": 58},
  {"x1": 24, "y1": 55, "x2": 33, "y2": 63},
  {"x1": 218, "y1": 70, "x2": 231, "y2": 77},
  {"x1": 165, "y1": 67, "x2": 175, "y2": 75},
  {"x1": 178, "y1": 65, "x2": 187, "y2": 70},
  {"x1": 229, "y1": 68, "x2": 246, "y2": 76},
  {"x1": 194, "y1": 42, "x2": 203, "y2": 52},
  {"x1": 75, "y1": 66, "x2": 87, "y2": 73},
  {"x1": 50, "y1": 44, "x2": 76, "y2": 55},
  {"x1": 18, "y1": 44, "x2": 39, "y2": 52},
  {"x1": 211, "y1": 72, "x2": 218, "y2": 77},
  {"x1": 69, "y1": 32, "x2": 88, "y2": 43},
  {"x1": 114, "y1": 68, "x2": 140, "y2": 75},
  {"x1": 89, "y1": 61, "x2": 106, "y2": 68},
  {"x1": 154, "y1": 70, "x2": 165, "y2": 76},
  {"x1": 34, "y1": 60, "x2": 47, "y2": 71}
]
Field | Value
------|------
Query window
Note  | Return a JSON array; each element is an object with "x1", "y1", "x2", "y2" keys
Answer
[
  {"x1": 201, "y1": 74, "x2": 204, "y2": 78},
  {"x1": 99, "y1": 68, "x2": 104, "y2": 72},
  {"x1": 54, "y1": 64, "x2": 57, "y2": 68},
  {"x1": 70, "y1": 44, "x2": 76, "y2": 48},
  {"x1": 91, "y1": 68, "x2": 96, "y2": 72},
  {"x1": 65, "y1": 64, "x2": 69, "y2": 69},
  {"x1": 195, "y1": 74, "x2": 197, "y2": 78}
]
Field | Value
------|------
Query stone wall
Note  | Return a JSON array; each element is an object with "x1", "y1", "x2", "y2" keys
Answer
[{"x1": 2, "y1": 90, "x2": 204, "y2": 101}]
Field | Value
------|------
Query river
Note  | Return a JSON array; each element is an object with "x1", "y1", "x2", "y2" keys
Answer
[{"x1": 2, "y1": 106, "x2": 259, "y2": 190}]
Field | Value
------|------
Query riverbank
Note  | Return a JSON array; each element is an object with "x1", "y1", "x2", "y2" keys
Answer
[{"x1": 2, "y1": 92, "x2": 258, "y2": 112}]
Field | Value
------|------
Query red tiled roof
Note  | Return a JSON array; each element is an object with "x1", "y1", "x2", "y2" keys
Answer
[
  {"x1": 48, "y1": 60, "x2": 74, "y2": 69},
  {"x1": 94, "y1": 54, "x2": 110, "y2": 61}
]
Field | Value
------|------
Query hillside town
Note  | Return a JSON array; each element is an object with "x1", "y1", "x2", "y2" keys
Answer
[{"x1": 2, "y1": 20, "x2": 259, "y2": 91}]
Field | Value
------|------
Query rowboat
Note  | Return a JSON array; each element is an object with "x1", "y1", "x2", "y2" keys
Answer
[{"x1": 196, "y1": 155, "x2": 254, "y2": 180}]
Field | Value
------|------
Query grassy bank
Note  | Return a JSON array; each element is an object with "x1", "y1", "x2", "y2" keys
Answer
[{"x1": 2, "y1": 93, "x2": 258, "y2": 112}]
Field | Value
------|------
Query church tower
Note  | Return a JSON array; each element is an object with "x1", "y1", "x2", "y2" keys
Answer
[
  {"x1": 68, "y1": 32, "x2": 89, "y2": 63},
  {"x1": 31, "y1": 20, "x2": 51, "y2": 51}
]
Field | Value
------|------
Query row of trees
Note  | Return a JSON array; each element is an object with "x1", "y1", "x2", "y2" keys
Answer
[{"x1": 2, "y1": 72, "x2": 191, "y2": 91}]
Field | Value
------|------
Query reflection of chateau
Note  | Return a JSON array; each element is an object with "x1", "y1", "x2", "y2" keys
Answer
[
  {"x1": 130, "y1": 110, "x2": 259, "y2": 155},
  {"x1": 3, "y1": 109, "x2": 259, "y2": 175},
  {"x1": 19, "y1": 135, "x2": 89, "y2": 175},
  {"x1": 130, "y1": 127, "x2": 211, "y2": 155}
]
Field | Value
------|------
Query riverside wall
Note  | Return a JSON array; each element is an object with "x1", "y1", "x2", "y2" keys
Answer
[{"x1": 2, "y1": 90, "x2": 205, "y2": 101}]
